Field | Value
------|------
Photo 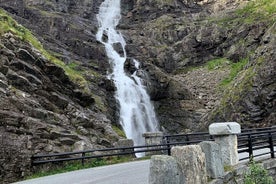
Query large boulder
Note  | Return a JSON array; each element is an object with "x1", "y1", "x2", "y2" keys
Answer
[
  {"x1": 149, "y1": 155, "x2": 181, "y2": 184},
  {"x1": 171, "y1": 145, "x2": 207, "y2": 184}
]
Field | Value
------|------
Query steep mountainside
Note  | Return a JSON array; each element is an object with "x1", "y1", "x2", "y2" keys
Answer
[
  {"x1": 0, "y1": 0, "x2": 275, "y2": 183},
  {"x1": 0, "y1": 4, "x2": 121, "y2": 183},
  {"x1": 120, "y1": 0, "x2": 276, "y2": 130}
]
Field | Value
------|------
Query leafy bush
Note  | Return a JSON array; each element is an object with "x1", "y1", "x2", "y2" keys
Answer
[{"x1": 244, "y1": 160, "x2": 274, "y2": 184}]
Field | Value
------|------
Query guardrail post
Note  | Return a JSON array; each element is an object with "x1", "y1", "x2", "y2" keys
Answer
[
  {"x1": 165, "y1": 136, "x2": 171, "y2": 156},
  {"x1": 209, "y1": 122, "x2": 241, "y2": 166},
  {"x1": 143, "y1": 132, "x2": 163, "y2": 156},
  {"x1": 268, "y1": 132, "x2": 275, "y2": 158},
  {"x1": 81, "y1": 152, "x2": 85, "y2": 166},
  {"x1": 248, "y1": 134, "x2": 253, "y2": 159},
  {"x1": 186, "y1": 135, "x2": 190, "y2": 145}
]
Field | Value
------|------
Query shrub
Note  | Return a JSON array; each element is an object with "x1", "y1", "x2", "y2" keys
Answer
[{"x1": 244, "y1": 160, "x2": 274, "y2": 184}]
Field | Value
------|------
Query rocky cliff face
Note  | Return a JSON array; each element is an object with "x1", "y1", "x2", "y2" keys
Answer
[
  {"x1": 119, "y1": 0, "x2": 275, "y2": 131},
  {"x1": 0, "y1": 31, "x2": 120, "y2": 182},
  {"x1": 0, "y1": 2, "x2": 121, "y2": 182},
  {"x1": 0, "y1": 0, "x2": 275, "y2": 183}
]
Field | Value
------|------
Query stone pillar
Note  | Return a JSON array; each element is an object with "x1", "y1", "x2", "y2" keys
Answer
[
  {"x1": 209, "y1": 122, "x2": 241, "y2": 166},
  {"x1": 143, "y1": 132, "x2": 163, "y2": 156},
  {"x1": 199, "y1": 141, "x2": 224, "y2": 179},
  {"x1": 113, "y1": 139, "x2": 134, "y2": 157},
  {"x1": 171, "y1": 145, "x2": 207, "y2": 184},
  {"x1": 149, "y1": 155, "x2": 180, "y2": 184}
]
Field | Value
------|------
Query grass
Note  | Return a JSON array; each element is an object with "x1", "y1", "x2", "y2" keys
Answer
[
  {"x1": 220, "y1": 58, "x2": 249, "y2": 86},
  {"x1": 210, "y1": 64, "x2": 255, "y2": 120},
  {"x1": 26, "y1": 156, "x2": 150, "y2": 180},
  {"x1": 27, "y1": 159, "x2": 106, "y2": 179},
  {"x1": 206, "y1": 58, "x2": 230, "y2": 70},
  {"x1": 224, "y1": 165, "x2": 234, "y2": 172},
  {"x1": 209, "y1": 0, "x2": 276, "y2": 27},
  {"x1": 0, "y1": 9, "x2": 89, "y2": 92},
  {"x1": 112, "y1": 125, "x2": 126, "y2": 138},
  {"x1": 236, "y1": 0, "x2": 276, "y2": 21},
  {"x1": 204, "y1": 57, "x2": 249, "y2": 87}
]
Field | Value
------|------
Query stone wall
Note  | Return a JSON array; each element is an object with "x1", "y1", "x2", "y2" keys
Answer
[
  {"x1": 210, "y1": 158, "x2": 276, "y2": 184},
  {"x1": 149, "y1": 148, "x2": 276, "y2": 184},
  {"x1": 149, "y1": 145, "x2": 208, "y2": 184},
  {"x1": 149, "y1": 123, "x2": 275, "y2": 184}
]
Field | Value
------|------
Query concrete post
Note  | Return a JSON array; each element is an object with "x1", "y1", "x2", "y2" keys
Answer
[
  {"x1": 113, "y1": 139, "x2": 134, "y2": 157},
  {"x1": 199, "y1": 141, "x2": 224, "y2": 179},
  {"x1": 149, "y1": 155, "x2": 181, "y2": 184},
  {"x1": 209, "y1": 122, "x2": 241, "y2": 166},
  {"x1": 143, "y1": 132, "x2": 164, "y2": 156},
  {"x1": 171, "y1": 145, "x2": 207, "y2": 184}
]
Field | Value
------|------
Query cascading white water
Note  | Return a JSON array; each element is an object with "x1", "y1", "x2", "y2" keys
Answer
[{"x1": 96, "y1": 0, "x2": 159, "y2": 156}]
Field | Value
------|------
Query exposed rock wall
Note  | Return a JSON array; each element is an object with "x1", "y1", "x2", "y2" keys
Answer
[
  {"x1": 0, "y1": 31, "x2": 119, "y2": 183},
  {"x1": 120, "y1": 0, "x2": 276, "y2": 131},
  {"x1": 1, "y1": 0, "x2": 274, "y2": 136},
  {"x1": 207, "y1": 22, "x2": 276, "y2": 128}
]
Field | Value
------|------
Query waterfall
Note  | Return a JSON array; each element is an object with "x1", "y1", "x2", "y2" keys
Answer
[{"x1": 96, "y1": 0, "x2": 159, "y2": 156}]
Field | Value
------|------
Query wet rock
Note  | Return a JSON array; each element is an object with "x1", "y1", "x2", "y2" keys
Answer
[
  {"x1": 113, "y1": 42, "x2": 125, "y2": 57},
  {"x1": 124, "y1": 58, "x2": 137, "y2": 75}
]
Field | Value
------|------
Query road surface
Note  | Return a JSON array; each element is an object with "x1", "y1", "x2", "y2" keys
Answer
[
  {"x1": 15, "y1": 160, "x2": 150, "y2": 184},
  {"x1": 15, "y1": 146, "x2": 275, "y2": 184}
]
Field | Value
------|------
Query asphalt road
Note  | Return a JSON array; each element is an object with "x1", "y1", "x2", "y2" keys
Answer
[
  {"x1": 15, "y1": 147, "x2": 275, "y2": 184},
  {"x1": 15, "y1": 160, "x2": 150, "y2": 184}
]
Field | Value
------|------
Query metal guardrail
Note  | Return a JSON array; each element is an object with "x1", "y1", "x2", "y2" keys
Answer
[
  {"x1": 32, "y1": 144, "x2": 169, "y2": 165},
  {"x1": 238, "y1": 127, "x2": 276, "y2": 160},
  {"x1": 31, "y1": 126, "x2": 276, "y2": 166},
  {"x1": 163, "y1": 132, "x2": 213, "y2": 155}
]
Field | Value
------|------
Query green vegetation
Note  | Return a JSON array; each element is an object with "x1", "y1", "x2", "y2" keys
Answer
[
  {"x1": 92, "y1": 94, "x2": 107, "y2": 112},
  {"x1": 26, "y1": 156, "x2": 149, "y2": 180},
  {"x1": 112, "y1": 125, "x2": 126, "y2": 138},
  {"x1": 210, "y1": 0, "x2": 276, "y2": 27},
  {"x1": 204, "y1": 57, "x2": 249, "y2": 87},
  {"x1": 220, "y1": 58, "x2": 249, "y2": 86},
  {"x1": 0, "y1": 9, "x2": 89, "y2": 92},
  {"x1": 224, "y1": 165, "x2": 234, "y2": 172},
  {"x1": 27, "y1": 158, "x2": 107, "y2": 179},
  {"x1": 205, "y1": 56, "x2": 255, "y2": 120},
  {"x1": 206, "y1": 58, "x2": 230, "y2": 70},
  {"x1": 236, "y1": 0, "x2": 276, "y2": 23},
  {"x1": 244, "y1": 159, "x2": 274, "y2": 184}
]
